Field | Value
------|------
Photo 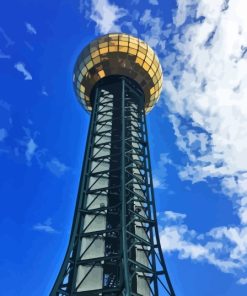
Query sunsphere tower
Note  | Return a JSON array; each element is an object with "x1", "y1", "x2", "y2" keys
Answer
[{"x1": 51, "y1": 33, "x2": 175, "y2": 296}]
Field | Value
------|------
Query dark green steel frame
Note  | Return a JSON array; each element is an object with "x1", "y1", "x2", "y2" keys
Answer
[{"x1": 50, "y1": 76, "x2": 175, "y2": 296}]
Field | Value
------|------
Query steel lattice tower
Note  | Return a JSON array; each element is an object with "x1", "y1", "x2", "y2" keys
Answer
[{"x1": 51, "y1": 33, "x2": 175, "y2": 296}]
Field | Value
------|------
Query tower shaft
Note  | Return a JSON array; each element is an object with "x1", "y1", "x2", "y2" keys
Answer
[{"x1": 51, "y1": 76, "x2": 175, "y2": 296}]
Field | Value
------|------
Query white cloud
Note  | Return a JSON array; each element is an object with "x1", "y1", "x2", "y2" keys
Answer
[
  {"x1": 14, "y1": 62, "x2": 32, "y2": 80},
  {"x1": 90, "y1": 0, "x2": 127, "y2": 34},
  {"x1": 163, "y1": 210, "x2": 187, "y2": 221},
  {"x1": 0, "y1": 128, "x2": 7, "y2": 142},
  {"x1": 149, "y1": 0, "x2": 158, "y2": 5},
  {"x1": 0, "y1": 99, "x2": 10, "y2": 111},
  {"x1": 0, "y1": 49, "x2": 10, "y2": 59},
  {"x1": 25, "y1": 22, "x2": 37, "y2": 35},
  {"x1": 46, "y1": 158, "x2": 69, "y2": 177},
  {"x1": 41, "y1": 87, "x2": 48, "y2": 96},
  {"x1": 159, "y1": 212, "x2": 247, "y2": 277},
  {"x1": 153, "y1": 153, "x2": 172, "y2": 189},
  {"x1": 0, "y1": 27, "x2": 14, "y2": 47},
  {"x1": 140, "y1": 10, "x2": 166, "y2": 50},
  {"x1": 33, "y1": 218, "x2": 58, "y2": 234},
  {"x1": 25, "y1": 138, "x2": 38, "y2": 163},
  {"x1": 162, "y1": 0, "x2": 247, "y2": 225},
  {"x1": 237, "y1": 277, "x2": 247, "y2": 285}
]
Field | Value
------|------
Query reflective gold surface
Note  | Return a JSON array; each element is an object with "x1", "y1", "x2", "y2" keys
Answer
[{"x1": 73, "y1": 33, "x2": 163, "y2": 113}]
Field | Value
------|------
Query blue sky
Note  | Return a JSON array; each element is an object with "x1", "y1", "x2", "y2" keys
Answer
[{"x1": 1, "y1": 0, "x2": 247, "y2": 295}]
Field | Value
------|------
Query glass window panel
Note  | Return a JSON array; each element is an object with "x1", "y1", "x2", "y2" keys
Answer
[
  {"x1": 145, "y1": 56, "x2": 152, "y2": 66},
  {"x1": 135, "y1": 57, "x2": 144, "y2": 66},
  {"x1": 81, "y1": 67, "x2": 87, "y2": 76},
  {"x1": 143, "y1": 62, "x2": 150, "y2": 71},
  {"x1": 119, "y1": 41, "x2": 128, "y2": 46},
  {"x1": 91, "y1": 50, "x2": 99, "y2": 58},
  {"x1": 151, "y1": 63, "x2": 157, "y2": 72},
  {"x1": 90, "y1": 45, "x2": 98, "y2": 52},
  {"x1": 99, "y1": 47, "x2": 108, "y2": 54},
  {"x1": 99, "y1": 42, "x2": 108, "y2": 48},
  {"x1": 146, "y1": 51, "x2": 154, "y2": 60},
  {"x1": 128, "y1": 48, "x2": 137, "y2": 55},
  {"x1": 129, "y1": 43, "x2": 138, "y2": 49},
  {"x1": 150, "y1": 87, "x2": 155, "y2": 95},
  {"x1": 153, "y1": 76, "x2": 158, "y2": 84},
  {"x1": 137, "y1": 51, "x2": 145, "y2": 60},
  {"x1": 98, "y1": 70, "x2": 105, "y2": 78},
  {"x1": 79, "y1": 63, "x2": 84, "y2": 71},
  {"x1": 109, "y1": 33, "x2": 119, "y2": 38},
  {"x1": 80, "y1": 84, "x2": 85, "y2": 92},
  {"x1": 79, "y1": 73, "x2": 83, "y2": 81},
  {"x1": 119, "y1": 36, "x2": 129, "y2": 41},
  {"x1": 148, "y1": 68, "x2": 154, "y2": 78},
  {"x1": 109, "y1": 40, "x2": 118, "y2": 46},
  {"x1": 84, "y1": 55, "x2": 91, "y2": 64},
  {"x1": 93, "y1": 56, "x2": 101, "y2": 64},
  {"x1": 119, "y1": 46, "x2": 128, "y2": 52},
  {"x1": 139, "y1": 47, "x2": 146, "y2": 54},
  {"x1": 86, "y1": 60, "x2": 93, "y2": 70},
  {"x1": 129, "y1": 38, "x2": 138, "y2": 44},
  {"x1": 139, "y1": 41, "x2": 147, "y2": 49},
  {"x1": 109, "y1": 46, "x2": 118, "y2": 52}
]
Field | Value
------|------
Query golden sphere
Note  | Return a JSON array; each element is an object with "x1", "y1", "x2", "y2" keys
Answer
[{"x1": 73, "y1": 33, "x2": 163, "y2": 113}]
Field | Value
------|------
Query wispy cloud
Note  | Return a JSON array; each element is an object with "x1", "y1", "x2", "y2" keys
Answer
[
  {"x1": 159, "y1": 212, "x2": 247, "y2": 280},
  {"x1": 14, "y1": 62, "x2": 32, "y2": 80},
  {"x1": 140, "y1": 9, "x2": 166, "y2": 50},
  {"x1": 87, "y1": 0, "x2": 127, "y2": 34},
  {"x1": 162, "y1": 211, "x2": 187, "y2": 221},
  {"x1": 153, "y1": 153, "x2": 172, "y2": 189},
  {"x1": 0, "y1": 128, "x2": 7, "y2": 142},
  {"x1": 149, "y1": 0, "x2": 158, "y2": 5},
  {"x1": 0, "y1": 27, "x2": 14, "y2": 47},
  {"x1": 237, "y1": 278, "x2": 247, "y2": 285},
  {"x1": 0, "y1": 99, "x2": 11, "y2": 111},
  {"x1": 25, "y1": 22, "x2": 37, "y2": 35},
  {"x1": 46, "y1": 158, "x2": 70, "y2": 177},
  {"x1": 0, "y1": 49, "x2": 10, "y2": 59},
  {"x1": 33, "y1": 218, "x2": 58, "y2": 234},
  {"x1": 41, "y1": 87, "x2": 48, "y2": 96}
]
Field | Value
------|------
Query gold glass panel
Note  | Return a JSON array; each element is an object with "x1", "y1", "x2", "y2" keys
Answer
[
  {"x1": 98, "y1": 70, "x2": 105, "y2": 78},
  {"x1": 143, "y1": 62, "x2": 150, "y2": 71},
  {"x1": 135, "y1": 57, "x2": 144, "y2": 66},
  {"x1": 137, "y1": 51, "x2": 145, "y2": 60},
  {"x1": 150, "y1": 87, "x2": 155, "y2": 95},
  {"x1": 93, "y1": 56, "x2": 101, "y2": 64},
  {"x1": 109, "y1": 46, "x2": 118, "y2": 52},
  {"x1": 91, "y1": 50, "x2": 99, "y2": 58},
  {"x1": 86, "y1": 60, "x2": 93, "y2": 70},
  {"x1": 99, "y1": 42, "x2": 108, "y2": 48},
  {"x1": 139, "y1": 47, "x2": 147, "y2": 54},
  {"x1": 129, "y1": 38, "x2": 138, "y2": 44},
  {"x1": 81, "y1": 67, "x2": 87, "y2": 76},
  {"x1": 129, "y1": 43, "x2": 138, "y2": 49},
  {"x1": 99, "y1": 47, "x2": 108, "y2": 54},
  {"x1": 119, "y1": 46, "x2": 128, "y2": 52},
  {"x1": 119, "y1": 41, "x2": 128, "y2": 46},
  {"x1": 148, "y1": 68, "x2": 155, "y2": 78},
  {"x1": 145, "y1": 56, "x2": 152, "y2": 66},
  {"x1": 128, "y1": 48, "x2": 137, "y2": 55},
  {"x1": 80, "y1": 84, "x2": 85, "y2": 92}
]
